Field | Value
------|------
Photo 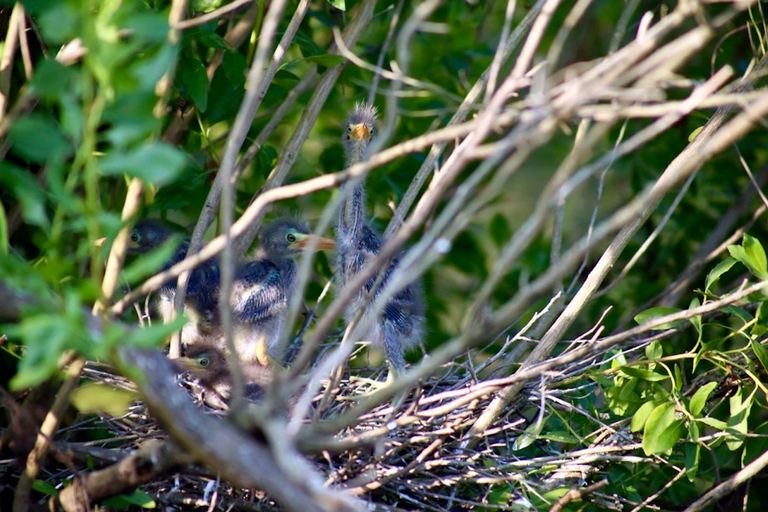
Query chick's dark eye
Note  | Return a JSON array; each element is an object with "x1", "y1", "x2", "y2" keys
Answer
[
  {"x1": 286, "y1": 233, "x2": 297, "y2": 243},
  {"x1": 130, "y1": 233, "x2": 140, "y2": 243},
  {"x1": 198, "y1": 357, "x2": 209, "y2": 367},
  {"x1": 347, "y1": 126, "x2": 353, "y2": 133}
]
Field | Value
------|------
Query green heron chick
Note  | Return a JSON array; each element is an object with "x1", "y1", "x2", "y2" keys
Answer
[
  {"x1": 231, "y1": 219, "x2": 336, "y2": 367},
  {"x1": 173, "y1": 340, "x2": 274, "y2": 410},
  {"x1": 336, "y1": 103, "x2": 425, "y2": 375},
  {"x1": 127, "y1": 219, "x2": 220, "y2": 346}
]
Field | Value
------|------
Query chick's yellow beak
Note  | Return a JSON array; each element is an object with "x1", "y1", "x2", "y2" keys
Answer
[
  {"x1": 349, "y1": 123, "x2": 371, "y2": 142},
  {"x1": 292, "y1": 234, "x2": 337, "y2": 251},
  {"x1": 173, "y1": 356, "x2": 202, "y2": 372}
]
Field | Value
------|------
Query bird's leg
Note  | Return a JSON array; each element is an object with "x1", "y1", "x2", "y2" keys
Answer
[{"x1": 255, "y1": 336, "x2": 284, "y2": 369}]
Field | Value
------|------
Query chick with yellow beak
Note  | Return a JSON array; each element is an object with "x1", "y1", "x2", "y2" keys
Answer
[{"x1": 231, "y1": 219, "x2": 335, "y2": 367}]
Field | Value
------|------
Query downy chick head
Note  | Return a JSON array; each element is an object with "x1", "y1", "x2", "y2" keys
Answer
[
  {"x1": 258, "y1": 219, "x2": 336, "y2": 259},
  {"x1": 128, "y1": 219, "x2": 181, "y2": 254},
  {"x1": 343, "y1": 103, "x2": 378, "y2": 165}
]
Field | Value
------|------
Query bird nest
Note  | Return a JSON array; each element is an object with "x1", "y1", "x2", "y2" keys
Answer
[{"x1": 27, "y1": 333, "x2": 647, "y2": 512}]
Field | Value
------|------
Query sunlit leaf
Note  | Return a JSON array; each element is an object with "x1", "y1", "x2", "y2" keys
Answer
[
  {"x1": 688, "y1": 126, "x2": 704, "y2": 142},
  {"x1": 71, "y1": 383, "x2": 137, "y2": 417},
  {"x1": 689, "y1": 381, "x2": 717, "y2": 417},
  {"x1": 634, "y1": 307, "x2": 682, "y2": 330},
  {"x1": 705, "y1": 257, "x2": 736, "y2": 292},
  {"x1": 728, "y1": 234, "x2": 768, "y2": 280},
  {"x1": 643, "y1": 403, "x2": 678, "y2": 455},
  {"x1": 631, "y1": 401, "x2": 658, "y2": 432},
  {"x1": 619, "y1": 366, "x2": 668, "y2": 382}
]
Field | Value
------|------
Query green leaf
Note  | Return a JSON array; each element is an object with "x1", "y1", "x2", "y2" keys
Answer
[
  {"x1": 699, "y1": 417, "x2": 729, "y2": 430},
  {"x1": 300, "y1": 54, "x2": 346, "y2": 67},
  {"x1": 722, "y1": 305, "x2": 754, "y2": 323},
  {"x1": 37, "y1": 3, "x2": 79, "y2": 44},
  {"x1": 631, "y1": 401, "x2": 658, "y2": 432},
  {"x1": 512, "y1": 417, "x2": 546, "y2": 451},
  {"x1": 728, "y1": 234, "x2": 768, "y2": 280},
  {"x1": 619, "y1": 366, "x2": 668, "y2": 382},
  {"x1": 689, "y1": 381, "x2": 717, "y2": 417},
  {"x1": 99, "y1": 143, "x2": 187, "y2": 186},
  {"x1": 645, "y1": 341, "x2": 663, "y2": 360},
  {"x1": 293, "y1": 31, "x2": 325, "y2": 58},
  {"x1": 0, "y1": 163, "x2": 50, "y2": 230},
  {"x1": 179, "y1": 58, "x2": 209, "y2": 113},
  {"x1": 32, "y1": 480, "x2": 58, "y2": 496},
  {"x1": 123, "y1": 316, "x2": 187, "y2": 349},
  {"x1": 132, "y1": 44, "x2": 178, "y2": 91},
  {"x1": 689, "y1": 297, "x2": 702, "y2": 336},
  {"x1": 7, "y1": 115, "x2": 72, "y2": 163},
  {"x1": 688, "y1": 125, "x2": 704, "y2": 142},
  {"x1": 705, "y1": 257, "x2": 736, "y2": 292},
  {"x1": 643, "y1": 403, "x2": 678, "y2": 455},
  {"x1": 751, "y1": 339, "x2": 768, "y2": 375},
  {"x1": 538, "y1": 431, "x2": 578, "y2": 443},
  {"x1": 634, "y1": 307, "x2": 681, "y2": 330},
  {"x1": 223, "y1": 50, "x2": 247, "y2": 89},
  {"x1": 490, "y1": 214, "x2": 511, "y2": 248},
  {"x1": 103, "y1": 490, "x2": 157, "y2": 509},
  {"x1": 30, "y1": 59, "x2": 78, "y2": 100},
  {"x1": 327, "y1": 0, "x2": 346, "y2": 11},
  {"x1": 684, "y1": 443, "x2": 700, "y2": 481},
  {"x1": 71, "y1": 383, "x2": 136, "y2": 417}
]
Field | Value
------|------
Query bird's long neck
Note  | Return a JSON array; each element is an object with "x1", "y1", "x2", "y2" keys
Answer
[{"x1": 339, "y1": 144, "x2": 368, "y2": 242}]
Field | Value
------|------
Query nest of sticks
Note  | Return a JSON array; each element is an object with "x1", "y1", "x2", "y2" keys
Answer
[{"x1": 2, "y1": 328, "x2": 670, "y2": 512}]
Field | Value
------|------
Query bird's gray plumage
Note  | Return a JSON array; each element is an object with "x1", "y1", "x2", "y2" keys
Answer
[
  {"x1": 230, "y1": 219, "x2": 335, "y2": 366},
  {"x1": 128, "y1": 219, "x2": 220, "y2": 345},
  {"x1": 336, "y1": 103, "x2": 425, "y2": 373}
]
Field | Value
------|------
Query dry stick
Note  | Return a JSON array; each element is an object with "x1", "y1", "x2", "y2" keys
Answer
[
  {"x1": 95, "y1": 179, "x2": 145, "y2": 313},
  {"x1": 384, "y1": 0, "x2": 547, "y2": 238},
  {"x1": 549, "y1": 479, "x2": 609, "y2": 512},
  {"x1": 683, "y1": 447, "x2": 768, "y2": 512},
  {"x1": 460, "y1": 58, "x2": 768, "y2": 447},
  {"x1": 0, "y1": 2, "x2": 23, "y2": 123},
  {"x1": 172, "y1": 0, "x2": 253, "y2": 29},
  {"x1": 13, "y1": 357, "x2": 86, "y2": 512},
  {"x1": 232, "y1": 0, "x2": 378, "y2": 258},
  {"x1": 220, "y1": 0, "x2": 290, "y2": 413},
  {"x1": 17, "y1": 5, "x2": 33, "y2": 80},
  {"x1": 57, "y1": 440, "x2": 188, "y2": 512}
]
